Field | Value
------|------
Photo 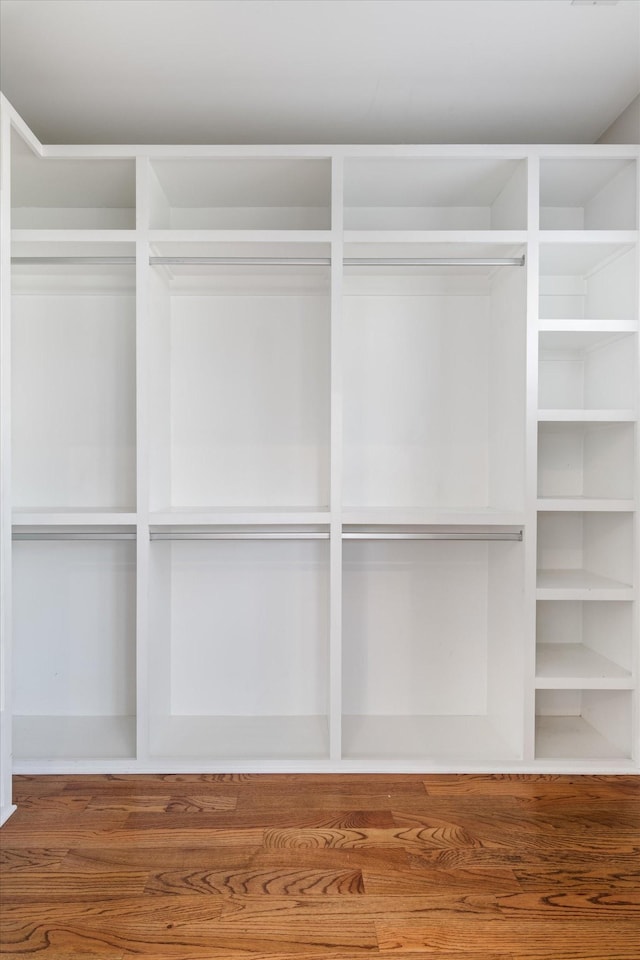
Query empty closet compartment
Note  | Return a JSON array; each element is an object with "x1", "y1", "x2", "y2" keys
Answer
[
  {"x1": 540, "y1": 159, "x2": 637, "y2": 230},
  {"x1": 11, "y1": 135, "x2": 135, "y2": 229},
  {"x1": 538, "y1": 331, "x2": 637, "y2": 414},
  {"x1": 12, "y1": 530, "x2": 137, "y2": 762},
  {"x1": 344, "y1": 158, "x2": 527, "y2": 230},
  {"x1": 535, "y1": 690, "x2": 633, "y2": 761},
  {"x1": 538, "y1": 422, "x2": 636, "y2": 502},
  {"x1": 342, "y1": 244, "x2": 526, "y2": 515},
  {"x1": 537, "y1": 512, "x2": 634, "y2": 593},
  {"x1": 342, "y1": 532, "x2": 524, "y2": 762},
  {"x1": 539, "y1": 243, "x2": 636, "y2": 322},
  {"x1": 148, "y1": 530, "x2": 329, "y2": 760},
  {"x1": 149, "y1": 244, "x2": 330, "y2": 513},
  {"x1": 11, "y1": 250, "x2": 136, "y2": 513},
  {"x1": 149, "y1": 158, "x2": 331, "y2": 229},
  {"x1": 536, "y1": 601, "x2": 633, "y2": 687}
]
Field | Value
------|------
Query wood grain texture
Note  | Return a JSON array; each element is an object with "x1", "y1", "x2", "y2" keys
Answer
[{"x1": 1, "y1": 774, "x2": 638, "y2": 959}]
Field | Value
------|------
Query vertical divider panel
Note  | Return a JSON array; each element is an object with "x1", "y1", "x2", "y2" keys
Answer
[
  {"x1": 524, "y1": 154, "x2": 540, "y2": 762},
  {"x1": 0, "y1": 102, "x2": 16, "y2": 822},
  {"x1": 633, "y1": 159, "x2": 640, "y2": 767},
  {"x1": 135, "y1": 157, "x2": 150, "y2": 762},
  {"x1": 330, "y1": 154, "x2": 344, "y2": 761}
]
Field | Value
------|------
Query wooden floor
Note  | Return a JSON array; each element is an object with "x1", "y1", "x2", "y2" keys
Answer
[{"x1": 1, "y1": 774, "x2": 639, "y2": 959}]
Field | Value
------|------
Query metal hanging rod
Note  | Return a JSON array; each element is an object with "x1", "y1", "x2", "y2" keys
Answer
[
  {"x1": 12, "y1": 255, "x2": 525, "y2": 267},
  {"x1": 346, "y1": 257, "x2": 525, "y2": 267},
  {"x1": 12, "y1": 257, "x2": 137, "y2": 265},
  {"x1": 343, "y1": 531, "x2": 523, "y2": 541},
  {"x1": 13, "y1": 532, "x2": 136, "y2": 541},
  {"x1": 150, "y1": 531, "x2": 329, "y2": 541}
]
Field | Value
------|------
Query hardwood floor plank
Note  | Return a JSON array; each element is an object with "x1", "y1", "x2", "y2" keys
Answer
[
  {"x1": 121, "y1": 810, "x2": 396, "y2": 830},
  {"x1": 1, "y1": 869, "x2": 150, "y2": 902},
  {"x1": 0, "y1": 848, "x2": 69, "y2": 872},
  {"x1": 422, "y1": 775, "x2": 640, "y2": 800},
  {"x1": 375, "y1": 918, "x2": 640, "y2": 956},
  {"x1": 60, "y1": 845, "x2": 263, "y2": 872},
  {"x1": 85, "y1": 795, "x2": 238, "y2": 813},
  {"x1": 144, "y1": 867, "x2": 365, "y2": 896},
  {"x1": 263, "y1": 825, "x2": 482, "y2": 851},
  {"x1": 362, "y1": 863, "x2": 522, "y2": 895}
]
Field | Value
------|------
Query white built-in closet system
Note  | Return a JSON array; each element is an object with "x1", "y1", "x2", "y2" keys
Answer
[{"x1": 1, "y1": 94, "x2": 638, "y2": 823}]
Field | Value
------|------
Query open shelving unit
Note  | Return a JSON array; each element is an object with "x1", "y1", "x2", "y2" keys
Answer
[{"x1": 0, "y1": 96, "x2": 637, "y2": 815}]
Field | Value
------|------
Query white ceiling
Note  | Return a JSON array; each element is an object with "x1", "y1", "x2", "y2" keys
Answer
[{"x1": 1, "y1": 0, "x2": 639, "y2": 145}]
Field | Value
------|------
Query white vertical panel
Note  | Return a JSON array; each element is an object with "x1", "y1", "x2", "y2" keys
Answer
[
  {"x1": 0, "y1": 101, "x2": 16, "y2": 822},
  {"x1": 329, "y1": 155, "x2": 344, "y2": 760}
]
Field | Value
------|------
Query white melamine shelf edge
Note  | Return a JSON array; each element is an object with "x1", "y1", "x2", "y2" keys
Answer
[
  {"x1": 341, "y1": 509, "x2": 526, "y2": 526},
  {"x1": 537, "y1": 569, "x2": 633, "y2": 591},
  {"x1": 11, "y1": 758, "x2": 639, "y2": 776},
  {"x1": 535, "y1": 643, "x2": 633, "y2": 687},
  {"x1": 536, "y1": 499, "x2": 636, "y2": 512},
  {"x1": 149, "y1": 229, "x2": 333, "y2": 244},
  {"x1": 537, "y1": 319, "x2": 638, "y2": 333},
  {"x1": 538, "y1": 410, "x2": 637, "y2": 422},
  {"x1": 38, "y1": 144, "x2": 640, "y2": 161},
  {"x1": 149, "y1": 510, "x2": 331, "y2": 526},
  {"x1": 537, "y1": 588, "x2": 636, "y2": 601},
  {"x1": 538, "y1": 230, "x2": 638, "y2": 244},
  {"x1": 343, "y1": 230, "x2": 528, "y2": 245},
  {"x1": 11, "y1": 229, "x2": 138, "y2": 243},
  {"x1": 12, "y1": 511, "x2": 138, "y2": 526}
]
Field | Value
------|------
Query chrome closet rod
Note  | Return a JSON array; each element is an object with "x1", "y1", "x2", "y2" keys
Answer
[
  {"x1": 150, "y1": 532, "x2": 329, "y2": 540},
  {"x1": 12, "y1": 532, "x2": 136, "y2": 541},
  {"x1": 343, "y1": 531, "x2": 523, "y2": 541},
  {"x1": 12, "y1": 256, "x2": 525, "y2": 267}
]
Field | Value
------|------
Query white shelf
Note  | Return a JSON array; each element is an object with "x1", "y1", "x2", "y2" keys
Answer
[
  {"x1": 535, "y1": 716, "x2": 629, "y2": 760},
  {"x1": 151, "y1": 716, "x2": 328, "y2": 760},
  {"x1": 13, "y1": 510, "x2": 137, "y2": 526},
  {"x1": 341, "y1": 508, "x2": 525, "y2": 527},
  {"x1": 537, "y1": 499, "x2": 635, "y2": 512},
  {"x1": 538, "y1": 410, "x2": 636, "y2": 422},
  {"x1": 344, "y1": 158, "x2": 527, "y2": 230},
  {"x1": 536, "y1": 643, "x2": 633, "y2": 689},
  {"x1": 13, "y1": 716, "x2": 136, "y2": 760},
  {"x1": 539, "y1": 159, "x2": 637, "y2": 231},
  {"x1": 342, "y1": 716, "x2": 519, "y2": 762},
  {"x1": 150, "y1": 508, "x2": 331, "y2": 526},
  {"x1": 538, "y1": 318, "x2": 637, "y2": 334},
  {"x1": 537, "y1": 569, "x2": 634, "y2": 600}
]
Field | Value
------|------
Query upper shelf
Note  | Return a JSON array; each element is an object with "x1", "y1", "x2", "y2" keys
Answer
[
  {"x1": 344, "y1": 158, "x2": 527, "y2": 231},
  {"x1": 11, "y1": 137, "x2": 135, "y2": 230},
  {"x1": 540, "y1": 159, "x2": 637, "y2": 231},
  {"x1": 149, "y1": 158, "x2": 332, "y2": 230}
]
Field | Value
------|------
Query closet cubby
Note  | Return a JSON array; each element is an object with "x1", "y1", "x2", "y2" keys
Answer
[
  {"x1": 148, "y1": 244, "x2": 330, "y2": 514},
  {"x1": 342, "y1": 535, "x2": 523, "y2": 761},
  {"x1": 11, "y1": 135, "x2": 135, "y2": 229},
  {"x1": 537, "y1": 330, "x2": 637, "y2": 417},
  {"x1": 149, "y1": 159, "x2": 331, "y2": 230},
  {"x1": 540, "y1": 159, "x2": 637, "y2": 231},
  {"x1": 344, "y1": 158, "x2": 527, "y2": 230},
  {"x1": 12, "y1": 531, "x2": 137, "y2": 761},
  {"x1": 536, "y1": 511, "x2": 634, "y2": 595},
  {"x1": 148, "y1": 531, "x2": 330, "y2": 760},
  {"x1": 538, "y1": 243, "x2": 636, "y2": 323},
  {"x1": 342, "y1": 244, "x2": 526, "y2": 517},
  {"x1": 11, "y1": 254, "x2": 136, "y2": 515},
  {"x1": 537, "y1": 422, "x2": 636, "y2": 504},
  {"x1": 535, "y1": 690, "x2": 633, "y2": 761},
  {"x1": 536, "y1": 600, "x2": 633, "y2": 688}
]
